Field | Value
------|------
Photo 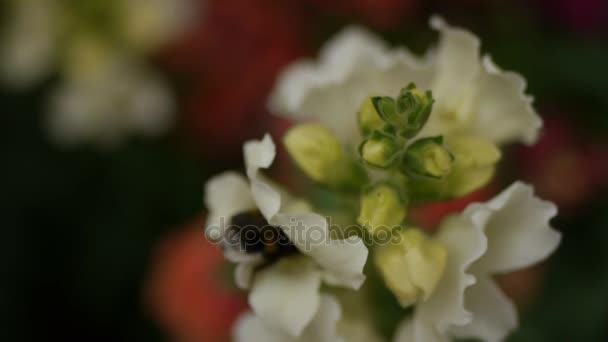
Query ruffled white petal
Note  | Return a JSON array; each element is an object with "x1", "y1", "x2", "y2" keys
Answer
[
  {"x1": 248, "y1": 257, "x2": 323, "y2": 337},
  {"x1": 428, "y1": 16, "x2": 480, "y2": 104},
  {"x1": 234, "y1": 258, "x2": 263, "y2": 289},
  {"x1": 233, "y1": 312, "x2": 286, "y2": 342},
  {"x1": 273, "y1": 212, "x2": 369, "y2": 289},
  {"x1": 244, "y1": 133, "x2": 276, "y2": 179},
  {"x1": 470, "y1": 182, "x2": 561, "y2": 275},
  {"x1": 271, "y1": 16, "x2": 541, "y2": 146},
  {"x1": 268, "y1": 26, "x2": 390, "y2": 116},
  {"x1": 204, "y1": 171, "x2": 255, "y2": 235},
  {"x1": 459, "y1": 56, "x2": 541, "y2": 145},
  {"x1": 406, "y1": 181, "x2": 558, "y2": 341},
  {"x1": 449, "y1": 276, "x2": 517, "y2": 342},
  {"x1": 317, "y1": 235, "x2": 368, "y2": 290},
  {"x1": 421, "y1": 17, "x2": 542, "y2": 145},
  {"x1": 234, "y1": 294, "x2": 343, "y2": 342},
  {"x1": 393, "y1": 318, "x2": 415, "y2": 342},
  {"x1": 301, "y1": 294, "x2": 344, "y2": 342},
  {"x1": 244, "y1": 134, "x2": 283, "y2": 221},
  {"x1": 393, "y1": 318, "x2": 448, "y2": 342},
  {"x1": 269, "y1": 26, "x2": 433, "y2": 145},
  {"x1": 411, "y1": 205, "x2": 489, "y2": 340},
  {"x1": 250, "y1": 181, "x2": 282, "y2": 222}
]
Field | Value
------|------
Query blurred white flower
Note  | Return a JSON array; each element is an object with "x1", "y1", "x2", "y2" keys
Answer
[
  {"x1": 394, "y1": 182, "x2": 561, "y2": 342},
  {"x1": 47, "y1": 55, "x2": 174, "y2": 147},
  {"x1": 1, "y1": 0, "x2": 198, "y2": 146},
  {"x1": 1, "y1": 0, "x2": 195, "y2": 88},
  {"x1": 269, "y1": 17, "x2": 541, "y2": 147},
  {"x1": 0, "y1": 0, "x2": 56, "y2": 87},
  {"x1": 204, "y1": 134, "x2": 368, "y2": 337},
  {"x1": 119, "y1": 0, "x2": 198, "y2": 53}
]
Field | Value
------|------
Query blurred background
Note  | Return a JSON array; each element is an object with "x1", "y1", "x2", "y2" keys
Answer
[{"x1": 1, "y1": 0, "x2": 608, "y2": 340}]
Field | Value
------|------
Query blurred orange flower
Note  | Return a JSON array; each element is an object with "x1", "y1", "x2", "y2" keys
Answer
[{"x1": 145, "y1": 217, "x2": 247, "y2": 342}]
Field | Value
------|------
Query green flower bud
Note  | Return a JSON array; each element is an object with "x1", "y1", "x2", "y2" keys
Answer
[
  {"x1": 397, "y1": 83, "x2": 435, "y2": 138},
  {"x1": 358, "y1": 96, "x2": 385, "y2": 136},
  {"x1": 284, "y1": 123, "x2": 367, "y2": 189},
  {"x1": 358, "y1": 184, "x2": 407, "y2": 232},
  {"x1": 403, "y1": 136, "x2": 453, "y2": 178},
  {"x1": 369, "y1": 83, "x2": 434, "y2": 138},
  {"x1": 359, "y1": 131, "x2": 401, "y2": 168},
  {"x1": 375, "y1": 228, "x2": 447, "y2": 307},
  {"x1": 371, "y1": 96, "x2": 400, "y2": 126}
]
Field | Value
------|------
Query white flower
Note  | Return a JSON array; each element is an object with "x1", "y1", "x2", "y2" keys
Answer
[
  {"x1": 269, "y1": 16, "x2": 541, "y2": 147},
  {"x1": 47, "y1": 55, "x2": 175, "y2": 147},
  {"x1": 233, "y1": 294, "x2": 344, "y2": 342},
  {"x1": 394, "y1": 182, "x2": 561, "y2": 342},
  {"x1": 204, "y1": 134, "x2": 368, "y2": 337}
]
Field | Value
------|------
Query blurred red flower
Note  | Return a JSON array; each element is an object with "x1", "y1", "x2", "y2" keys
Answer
[
  {"x1": 145, "y1": 217, "x2": 247, "y2": 342},
  {"x1": 162, "y1": 0, "x2": 310, "y2": 160},
  {"x1": 515, "y1": 117, "x2": 608, "y2": 211}
]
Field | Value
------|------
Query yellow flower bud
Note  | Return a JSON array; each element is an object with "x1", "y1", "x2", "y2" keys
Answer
[
  {"x1": 375, "y1": 229, "x2": 447, "y2": 307},
  {"x1": 284, "y1": 123, "x2": 366, "y2": 188},
  {"x1": 403, "y1": 136, "x2": 453, "y2": 178},
  {"x1": 360, "y1": 134, "x2": 399, "y2": 168},
  {"x1": 358, "y1": 96, "x2": 385, "y2": 135},
  {"x1": 284, "y1": 123, "x2": 343, "y2": 182},
  {"x1": 422, "y1": 146, "x2": 452, "y2": 177},
  {"x1": 358, "y1": 184, "x2": 406, "y2": 232},
  {"x1": 445, "y1": 135, "x2": 501, "y2": 197}
]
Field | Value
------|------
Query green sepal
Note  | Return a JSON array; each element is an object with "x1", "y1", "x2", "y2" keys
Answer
[
  {"x1": 372, "y1": 96, "x2": 402, "y2": 127},
  {"x1": 398, "y1": 83, "x2": 435, "y2": 138}
]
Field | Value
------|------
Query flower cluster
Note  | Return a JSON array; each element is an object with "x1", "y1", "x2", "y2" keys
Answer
[
  {"x1": 1, "y1": 0, "x2": 196, "y2": 146},
  {"x1": 204, "y1": 17, "x2": 561, "y2": 342}
]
